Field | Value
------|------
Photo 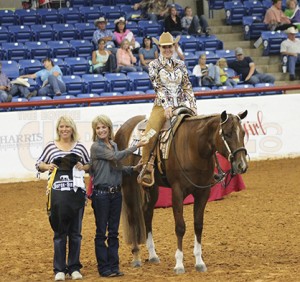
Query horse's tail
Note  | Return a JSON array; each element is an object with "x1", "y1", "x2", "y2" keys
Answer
[{"x1": 115, "y1": 115, "x2": 147, "y2": 245}]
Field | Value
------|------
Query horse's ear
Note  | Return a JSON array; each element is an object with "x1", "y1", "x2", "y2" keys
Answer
[
  {"x1": 238, "y1": 110, "x2": 248, "y2": 120},
  {"x1": 221, "y1": 111, "x2": 227, "y2": 123}
]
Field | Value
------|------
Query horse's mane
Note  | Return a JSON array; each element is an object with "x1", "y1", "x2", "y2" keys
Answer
[{"x1": 185, "y1": 114, "x2": 219, "y2": 122}]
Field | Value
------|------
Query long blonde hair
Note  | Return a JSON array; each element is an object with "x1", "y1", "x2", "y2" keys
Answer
[
  {"x1": 55, "y1": 115, "x2": 79, "y2": 142},
  {"x1": 92, "y1": 114, "x2": 114, "y2": 141}
]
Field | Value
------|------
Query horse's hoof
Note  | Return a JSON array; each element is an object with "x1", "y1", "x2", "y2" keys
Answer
[
  {"x1": 132, "y1": 260, "x2": 142, "y2": 268},
  {"x1": 174, "y1": 267, "x2": 185, "y2": 274},
  {"x1": 149, "y1": 257, "x2": 160, "y2": 264},
  {"x1": 195, "y1": 264, "x2": 207, "y2": 272}
]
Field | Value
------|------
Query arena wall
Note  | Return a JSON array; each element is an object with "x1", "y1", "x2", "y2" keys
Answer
[{"x1": 0, "y1": 94, "x2": 300, "y2": 182}]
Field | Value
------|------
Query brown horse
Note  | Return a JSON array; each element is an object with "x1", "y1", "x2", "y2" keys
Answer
[{"x1": 115, "y1": 110, "x2": 248, "y2": 274}]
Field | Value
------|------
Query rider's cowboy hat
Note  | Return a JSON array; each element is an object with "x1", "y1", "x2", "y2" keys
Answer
[
  {"x1": 285, "y1": 26, "x2": 298, "y2": 34},
  {"x1": 94, "y1": 17, "x2": 107, "y2": 27},
  {"x1": 114, "y1": 17, "x2": 126, "y2": 25},
  {"x1": 152, "y1": 32, "x2": 180, "y2": 46}
]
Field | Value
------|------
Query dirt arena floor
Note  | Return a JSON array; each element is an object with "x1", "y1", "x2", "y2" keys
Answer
[{"x1": 0, "y1": 157, "x2": 299, "y2": 282}]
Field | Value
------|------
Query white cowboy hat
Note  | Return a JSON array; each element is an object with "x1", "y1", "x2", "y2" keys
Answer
[
  {"x1": 152, "y1": 32, "x2": 180, "y2": 46},
  {"x1": 114, "y1": 17, "x2": 126, "y2": 25},
  {"x1": 285, "y1": 26, "x2": 298, "y2": 34},
  {"x1": 94, "y1": 17, "x2": 107, "y2": 27},
  {"x1": 10, "y1": 77, "x2": 30, "y2": 88}
]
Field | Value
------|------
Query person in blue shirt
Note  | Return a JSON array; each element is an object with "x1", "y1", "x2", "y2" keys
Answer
[
  {"x1": 21, "y1": 58, "x2": 66, "y2": 97},
  {"x1": 93, "y1": 17, "x2": 115, "y2": 49}
]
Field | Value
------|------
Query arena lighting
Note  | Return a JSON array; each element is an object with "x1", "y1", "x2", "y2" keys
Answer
[{"x1": 1, "y1": 84, "x2": 300, "y2": 109}]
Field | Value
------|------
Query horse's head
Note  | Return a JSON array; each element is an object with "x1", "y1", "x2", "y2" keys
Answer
[{"x1": 217, "y1": 110, "x2": 248, "y2": 175}]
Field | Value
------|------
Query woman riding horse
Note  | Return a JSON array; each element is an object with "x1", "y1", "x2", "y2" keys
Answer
[{"x1": 138, "y1": 32, "x2": 197, "y2": 187}]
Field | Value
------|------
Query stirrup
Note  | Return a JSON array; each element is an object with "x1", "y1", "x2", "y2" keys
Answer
[{"x1": 137, "y1": 164, "x2": 155, "y2": 187}]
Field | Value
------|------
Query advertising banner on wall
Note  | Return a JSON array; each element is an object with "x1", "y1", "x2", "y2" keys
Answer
[{"x1": 0, "y1": 94, "x2": 299, "y2": 181}]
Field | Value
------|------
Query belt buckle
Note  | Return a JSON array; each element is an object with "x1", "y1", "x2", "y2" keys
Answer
[{"x1": 109, "y1": 186, "x2": 116, "y2": 193}]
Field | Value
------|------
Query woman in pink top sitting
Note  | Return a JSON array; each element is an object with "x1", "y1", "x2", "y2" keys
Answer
[
  {"x1": 116, "y1": 39, "x2": 143, "y2": 73},
  {"x1": 113, "y1": 17, "x2": 140, "y2": 51}
]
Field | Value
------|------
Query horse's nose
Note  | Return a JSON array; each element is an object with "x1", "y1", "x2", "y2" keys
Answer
[{"x1": 237, "y1": 161, "x2": 248, "y2": 174}]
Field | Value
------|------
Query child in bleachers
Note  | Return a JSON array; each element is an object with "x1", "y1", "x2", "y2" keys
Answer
[{"x1": 216, "y1": 58, "x2": 237, "y2": 87}]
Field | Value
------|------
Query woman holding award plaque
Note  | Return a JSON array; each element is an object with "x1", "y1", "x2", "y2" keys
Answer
[{"x1": 137, "y1": 32, "x2": 198, "y2": 187}]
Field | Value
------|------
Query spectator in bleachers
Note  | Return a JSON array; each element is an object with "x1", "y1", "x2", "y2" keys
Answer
[
  {"x1": 181, "y1": 6, "x2": 210, "y2": 36},
  {"x1": 133, "y1": 0, "x2": 169, "y2": 21},
  {"x1": 91, "y1": 39, "x2": 117, "y2": 74},
  {"x1": 192, "y1": 54, "x2": 221, "y2": 87},
  {"x1": 280, "y1": 26, "x2": 300, "y2": 81},
  {"x1": 172, "y1": 42, "x2": 185, "y2": 60},
  {"x1": 113, "y1": 17, "x2": 140, "y2": 52},
  {"x1": 228, "y1": 47, "x2": 275, "y2": 84},
  {"x1": 164, "y1": 6, "x2": 183, "y2": 36},
  {"x1": 264, "y1": 0, "x2": 292, "y2": 31},
  {"x1": 0, "y1": 63, "x2": 11, "y2": 102},
  {"x1": 285, "y1": 0, "x2": 300, "y2": 29},
  {"x1": 216, "y1": 58, "x2": 237, "y2": 87},
  {"x1": 0, "y1": 62, "x2": 36, "y2": 102},
  {"x1": 139, "y1": 36, "x2": 159, "y2": 73},
  {"x1": 116, "y1": 39, "x2": 143, "y2": 73},
  {"x1": 21, "y1": 58, "x2": 66, "y2": 97},
  {"x1": 93, "y1": 17, "x2": 116, "y2": 49}
]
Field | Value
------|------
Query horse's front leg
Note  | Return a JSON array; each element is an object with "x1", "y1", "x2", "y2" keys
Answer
[
  {"x1": 172, "y1": 185, "x2": 185, "y2": 274},
  {"x1": 144, "y1": 187, "x2": 160, "y2": 263},
  {"x1": 193, "y1": 190, "x2": 210, "y2": 272},
  {"x1": 131, "y1": 245, "x2": 142, "y2": 267}
]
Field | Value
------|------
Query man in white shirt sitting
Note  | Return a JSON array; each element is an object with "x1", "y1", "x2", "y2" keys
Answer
[{"x1": 280, "y1": 26, "x2": 300, "y2": 81}]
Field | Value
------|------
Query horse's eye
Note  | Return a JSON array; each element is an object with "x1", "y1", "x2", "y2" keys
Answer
[{"x1": 224, "y1": 132, "x2": 232, "y2": 138}]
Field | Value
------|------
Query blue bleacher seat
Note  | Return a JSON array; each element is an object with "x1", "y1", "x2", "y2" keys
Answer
[
  {"x1": 217, "y1": 85, "x2": 237, "y2": 98},
  {"x1": 123, "y1": 90, "x2": 147, "y2": 103},
  {"x1": 244, "y1": 1, "x2": 266, "y2": 18},
  {"x1": 254, "y1": 82, "x2": 281, "y2": 95},
  {"x1": 10, "y1": 97, "x2": 30, "y2": 111},
  {"x1": 209, "y1": 0, "x2": 225, "y2": 18},
  {"x1": 8, "y1": 25, "x2": 33, "y2": 42},
  {"x1": 77, "y1": 93, "x2": 101, "y2": 106},
  {"x1": 47, "y1": 40, "x2": 74, "y2": 58},
  {"x1": 105, "y1": 73, "x2": 130, "y2": 92},
  {"x1": 180, "y1": 35, "x2": 200, "y2": 52},
  {"x1": 52, "y1": 23, "x2": 79, "y2": 41},
  {"x1": 138, "y1": 21, "x2": 163, "y2": 37},
  {"x1": 145, "y1": 89, "x2": 155, "y2": 94},
  {"x1": 183, "y1": 52, "x2": 198, "y2": 68},
  {"x1": 70, "y1": 40, "x2": 94, "y2": 58},
  {"x1": 100, "y1": 92, "x2": 124, "y2": 104},
  {"x1": 224, "y1": 1, "x2": 246, "y2": 25},
  {"x1": 36, "y1": 8, "x2": 62, "y2": 24},
  {"x1": 224, "y1": 67, "x2": 237, "y2": 79},
  {"x1": 24, "y1": 41, "x2": 51, "y2": 60},
  {"x1": 243, "y1": 16, "x2": 268, "y2": 40},
  {"x1": 126, "y1": 71, "x2": 152, "y2": 91},
  {"x1": 0, "y1": 10, "x2": 18, "y2": 26},
  {"x1": 100, "y1": 6, "x2": 124, "y2": 20},
  {"x1": 15, "y1": 9, "x2": 38, "y2": 25},
  {"x1": 19, "y1": 59, "x2": 43, "y2": 75},
  {"x1": 69, "y1": 0, "x2": 88, "y2": 7},
  {"x1": 64, "y1": 57, "x2": 89, "y2": 75},
  {"x1": 193, "y1": 86, "x2": 216, "y2": 99},
  {"x1": 26, "y1": 77, "x2": 39, "y2": 92},
  {"x1": 198, "y1": 35, "x2": 223, "y2": 51},
  {"x1": 0, "y1": 26, "x2": 11, "y2": 43},
  {"x1": 261, "y1": 31, "x2": 287, "y2": 56},
  {"x1": 91, "y1": 0, "x2": 110, "y2": 6},
  {"x1": 125, "y1": 21, "x2": 139, "y2": 37},
  {"x1": 52, "y1": 58, "x2": 69, "y2": 75},
  {"x1": 79, "y1": 6, "x2": 102, "y2": 23},
  {"x1": 119, "y1": 5, "x2": 140, "y2": 21},
  {"x1": 58, "y1": 7, "x2": 82, "y2": 24},
  {"x1": 1, "y1": 60, "x2": 19, "y2": 78},
  {"x1": 2, "y1": 42, "x2": 27, "y2": 61},
  {"x1": 53, "y1": 95, "x2": 77, "y2": 108},
  {"x1": 234, "y1": 84, "x2": 256, "y2": 96},
  {"x1": 74, "y1": 23, "x2": 95, "y2": 41},
  {"x1": 29, "y1": 96, "x2": 53, "y2": 109},
  {"x1": 62, "y1": 75, "x2": 85, "y2": 95},
  {"x1": 82, "y1": 74, "x2": 108, "y2": 94},
  {"x1": 31, "y1": 24, "x2": 56, "y2": 42},
  {"x1": 215, "y1": 49, "x2": 236, "y2": 63}
]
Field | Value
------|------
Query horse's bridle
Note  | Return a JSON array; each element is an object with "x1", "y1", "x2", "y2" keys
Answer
[{"x1": 219, "y1": 115, "x2": 248, "y2": 174}]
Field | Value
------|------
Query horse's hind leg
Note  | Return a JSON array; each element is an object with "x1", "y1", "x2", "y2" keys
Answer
[
  {"x1": 193, "y1": 191, "x2": 210, "y2": 272},
  {"x1": 144, "y1": 186, "x2": 160, "y2": 263}
]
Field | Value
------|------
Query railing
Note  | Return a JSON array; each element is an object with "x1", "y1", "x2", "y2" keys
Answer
[{"x1": 1, "y1": 84, "x2": 300, "y2": 110}]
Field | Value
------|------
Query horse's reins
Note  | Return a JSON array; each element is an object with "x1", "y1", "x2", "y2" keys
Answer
[{"x1": 169, "y1": 113, "x2": 246, "y2": 189}]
